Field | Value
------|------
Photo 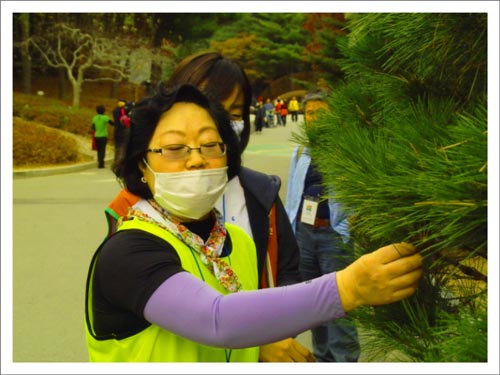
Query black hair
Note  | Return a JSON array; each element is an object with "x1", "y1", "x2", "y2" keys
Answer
[
  {"x1": 166, "y1": 51, "x2": 252, "y2": 153},
  {"x1": 96, "y1": 105, "x2": 105, "y2": 114},
  {"x1": 112, "y1": 84, "x2": 241, "y2": 199}
]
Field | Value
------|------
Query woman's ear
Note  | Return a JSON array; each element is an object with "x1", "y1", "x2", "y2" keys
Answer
[{"x1": 138, "y1": 159, "x2": 147, "y2": 177}]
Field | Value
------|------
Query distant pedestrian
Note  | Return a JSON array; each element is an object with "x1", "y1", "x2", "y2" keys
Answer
[
  {"x1": 112, "y1": 99, "x2": 129, "y2": 161},
  {"x1": 280, "y1": 100, "x2": 288, "y2": 126},
  {"x1": 91, "y1": 105, "x2": 113, "y2": 168},
  {"x1": 274, "y1": 99, "x2": 283, "y2": 126},
  {"x1": 288, "y1": 96, "x2": 300, "y2": 123},
  {"x1": 254, "y1": 98, "x2": 266, "y2": 134},
  {"x1": 263, "y1": 98, "x2": 274, "y2": 127}
]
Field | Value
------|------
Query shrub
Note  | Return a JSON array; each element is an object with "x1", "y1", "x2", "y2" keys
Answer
[
  {"x1": 13, "y1": 92, "x2": 111, "y2": 136},
  {"x1": 13, "y1": 117, "x2": 89, "y2": 167}
]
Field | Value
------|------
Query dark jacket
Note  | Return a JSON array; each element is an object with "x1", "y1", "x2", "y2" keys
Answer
[
  {"x1": 112, "y1": 106, "x2": 127, "y2": 145},
  {"x1": 238, "y1": 167, "x2": 301, "y2": 287}
]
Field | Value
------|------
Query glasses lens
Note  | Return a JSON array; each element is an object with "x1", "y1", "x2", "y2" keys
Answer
[
  {"x1": 162, "y1": 145, "x2": 189, "y2": 160},
  {"x1": 201, "y1": 142, "x2": 226, "y2": 158},
  {"x1": 157, "y1": 143, "x2": 226, "y2": 160}
]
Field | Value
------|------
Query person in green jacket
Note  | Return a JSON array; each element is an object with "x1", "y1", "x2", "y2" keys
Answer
[
  {"x1": 91, "y1": 105, "x2": 113, "y2": 168},
  {"x1": 85, "y1": 83, "x2": 424, "y2": 362}
]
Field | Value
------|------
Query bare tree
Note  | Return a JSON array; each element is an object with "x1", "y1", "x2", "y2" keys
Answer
[
  {"x1": 17, "y1": 14, "x2": 32, "y2": 94},
  {"x1": 29, "y1": 23, "x2": 130, "y2": 108}
]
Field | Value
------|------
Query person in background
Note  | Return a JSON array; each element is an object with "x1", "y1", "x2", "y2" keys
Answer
[
  {"x1": 288, "y1": 96, "x2": 300, "y2": 123},
  {"x1": 280, "y1": 99, "x2": 288, "y2": 126},
  {"x1": 112, "y1": 98, "x2": 129, "y2": 161},
  {"x1": 104, "y1": 51, "x2": 307, "y2": 361},
  {"x1": 85, "y1": 83, "x2": 424, "y2": 362},
  {"x1": 274, "y1": 98, "x2": 283, "y2": 126},
  {"x1": 285, "y1": 88, "x2": 361, "y2": 362},
  {"x1": 263, "y1": 98, "x2": 274, "y2": 127},
  {"x1": 91, "y1": 105, "x2": 113, "y2": 169},
  {"x1": 254, "y1": 97, "x2": 266, "y2": 134}
]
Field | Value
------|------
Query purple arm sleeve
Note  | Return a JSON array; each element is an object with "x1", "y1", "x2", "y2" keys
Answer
[{"x1": 143, "y1": 271, "x2": 346, "y2": 349}]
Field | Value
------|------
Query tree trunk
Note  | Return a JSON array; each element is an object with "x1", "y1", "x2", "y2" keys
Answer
[
  {"x1": 151, "y1": 61, "x2": 162, "y2": 88},
  {"x1": 71, "y1": 77, "x2": 82, "y2": 108},
  {"x1": 19, "y1": 14, "x2": 32, "y2": 94},
  {"x1": 110, "y1": 81, "x2": 119, "y2": 99},
  {"x1": 58, "y1": 68, "x2": 67, "y2": 99}
]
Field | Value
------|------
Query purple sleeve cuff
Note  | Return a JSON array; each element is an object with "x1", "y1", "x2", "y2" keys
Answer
[{"x1": 143, "y1": 271, "x2": 346, "y2": 348}]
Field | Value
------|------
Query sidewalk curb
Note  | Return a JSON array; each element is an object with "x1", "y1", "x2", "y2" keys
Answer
[{"x1": 13, "y1": 158, "x2": 113, "y2": 179}]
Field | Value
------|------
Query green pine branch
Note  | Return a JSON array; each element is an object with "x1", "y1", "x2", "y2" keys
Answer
[{"x1": 295, "y1": 13, "x2": 488, "y2": 362}]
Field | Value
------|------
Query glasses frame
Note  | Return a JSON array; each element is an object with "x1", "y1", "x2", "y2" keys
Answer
[{"x1": 146, "y1": 142, "x2": 227, "y2": 160}]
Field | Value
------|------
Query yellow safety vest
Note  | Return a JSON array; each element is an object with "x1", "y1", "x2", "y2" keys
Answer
[{"x1": 85, "y1": 218, "x2": 260, "y2": 362}]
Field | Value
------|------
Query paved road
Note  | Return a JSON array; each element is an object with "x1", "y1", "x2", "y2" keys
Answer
[
  {"x1": 10, "y1": 118, "x2": 309, "y2": 363},
  {"x1": 243, "y1": 118, "x2": 301, "y2": 201},
  {"x1": 12, "y1": 169, "x2": 122, "y2": 362}
]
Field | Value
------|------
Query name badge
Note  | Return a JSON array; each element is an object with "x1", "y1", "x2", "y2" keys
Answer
[{"x1": 300, "y1": 196, "x2": 319, "y2": 225}]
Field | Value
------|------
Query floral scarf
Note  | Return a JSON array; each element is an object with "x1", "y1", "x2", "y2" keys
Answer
[{"x1": 117, "y1": 199, "x2": 243, "y2": 293}]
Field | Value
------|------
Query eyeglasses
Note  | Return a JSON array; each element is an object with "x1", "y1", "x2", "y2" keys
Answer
[{"x1": 146, "y1": 142, "x2": 227, "y2": 160}]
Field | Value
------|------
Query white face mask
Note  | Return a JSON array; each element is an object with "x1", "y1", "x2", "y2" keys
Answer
[
  {"x1": 230, "y1": 120, "x2": 245, "y2": 140},
  {"x1": 144, "y1": 161, "x2": 228, "y2": 220}
]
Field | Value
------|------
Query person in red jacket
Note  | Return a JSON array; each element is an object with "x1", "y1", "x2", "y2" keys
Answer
[
  {"x1": 274, "y1": 99, "x2": 283, "y2": 126},
  {"x1": 280, "y1": 99, "x2": 288, "y2": 126}
]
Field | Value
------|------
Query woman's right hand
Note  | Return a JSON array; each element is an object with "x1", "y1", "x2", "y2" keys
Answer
[
  {"x1": 336, "y1": 242, "x2": 423, "y2": 312},
  {"x1": 259, "y1": 338, "x2": 315, "y2": 362}
]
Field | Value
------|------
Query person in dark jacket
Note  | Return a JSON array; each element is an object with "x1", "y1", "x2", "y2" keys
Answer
[
  {"x1": 111, "y1": 98, "x2": 129, "y2": 161},
  {"x1": 253, "y1": 98, "x2": 265, "y2": 134},
  {"x1": 238, "y1": 167, "x2": 298, "y2": 287},
  {"x1": 104, "y1": 52, "x2": 307, "y2": 361},
  {"x1": 286, "y1": 88, "x2": 360, "y2": 362}
]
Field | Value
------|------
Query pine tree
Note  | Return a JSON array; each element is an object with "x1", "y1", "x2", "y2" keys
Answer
[{"x1": 296, "y1": 13, "x2": 487, "y2": 362}]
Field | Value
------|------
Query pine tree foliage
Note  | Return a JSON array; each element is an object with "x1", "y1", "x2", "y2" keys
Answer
[
  {"x1": 210, "y1": 14, "x2": 311, "y2": 81},
  {"x1": 302, "y1": 14, "x2": 347, "y2": 84},
  {"x1": 295, "y1": 13, "x2": 488, "y2": 361}
]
